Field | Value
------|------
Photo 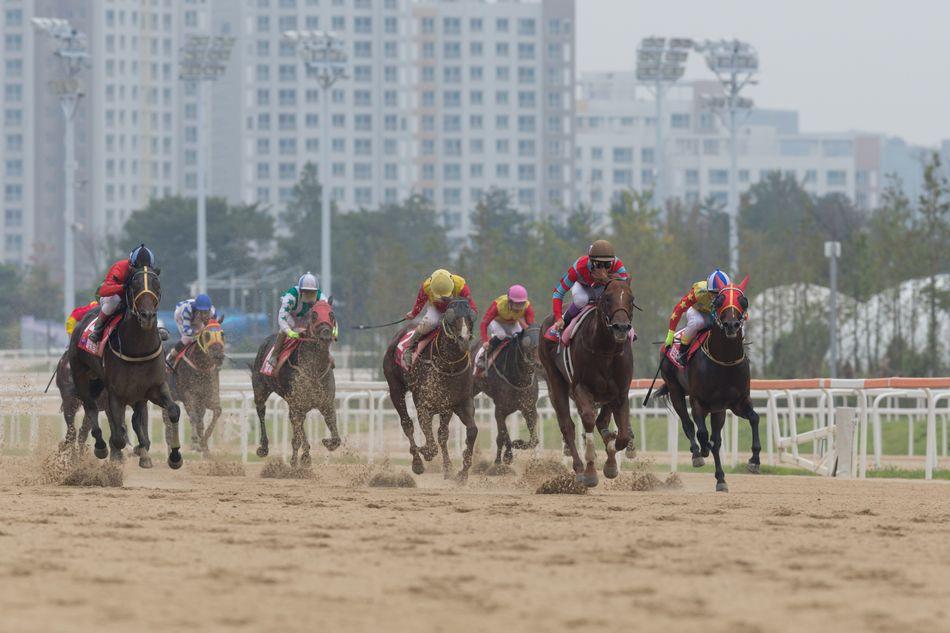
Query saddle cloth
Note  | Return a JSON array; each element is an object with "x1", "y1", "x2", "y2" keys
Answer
[
  {"x1": 78, "y1": 315, "x2": 121, "y2": 357},
  {"x1": 261, "y1": 338, "x2": 302, "y2": 377},
  {"x1": 394, "y1": 329, "x2": 437, "y2": 371},
  {"x1": 167, "y1": 342, "x2": 196, "y2": 372},
  {"x1": 543, "y1": 305, "x2": 596, "y2": 344},
  {"x1": 663, "y1": 329, "x2": 710, "y2": 370}
]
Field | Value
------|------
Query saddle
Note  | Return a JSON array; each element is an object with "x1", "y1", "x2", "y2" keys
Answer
[
  {"x1": 543, "y1": 305, "x2": 596, "y2": 345},
  {"x1": 77, "y1": 314, "x2": 122, "y2": 357},
  {"x1": 166, "y1": 341, "x2": 196, "y2": 372},
  {"x1": 260, "y1": 336, "x2": 302, "y2": 377},
  {"x1": 663, "y1": 329, "x2": 710, "y2": 370},
  {"x1": 473, "y1": 338, "x2": 511, "y2": 377},
  {"x1": 395, "y1": 329, "x2": 437, "y2": 371}
]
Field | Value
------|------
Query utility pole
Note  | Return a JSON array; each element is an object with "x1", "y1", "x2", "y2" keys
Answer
[{"x1": 825, "y1": 241, "x2": 841, "y2": 378}]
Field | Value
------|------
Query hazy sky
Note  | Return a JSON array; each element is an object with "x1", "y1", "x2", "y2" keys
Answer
[{"x1": 577, "y1": 0, "x2": 950, "y2": 147}]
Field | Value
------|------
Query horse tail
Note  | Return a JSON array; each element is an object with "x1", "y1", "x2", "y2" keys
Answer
[{"x1": 650, "y1": 384, "x2": 673, "y2": 412}]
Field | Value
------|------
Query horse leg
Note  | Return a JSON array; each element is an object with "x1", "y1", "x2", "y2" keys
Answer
[
  {"x1": 288, "y1": 407, "x2": 305, "y2": 468},
  {"x1": 549, "y1": 379, "x2": 583, "y2": 477},
  {"x1": 320, "y1": 397, "x2": 341, "y2": 451},
  {"x1": 710, "y1": 411, "x2": 728, "y2": 492},
  {"x1": 188, "y1": 396, "x2": 204, "y2": 453},
  {"x1": 131, "y1": 401, "x2": 153, "y2": 469},
  {"x1": 418, "y1": 406, "x2": 438, "y2": 462},
  {"x1": 668, "y1": 383, "x2": 702, "y2": 466},
  {"x1": 494, "y1": 408, "x2": 513, "y2": 465},
  {"x1": 690, "y1": 396, "x2": 711, "y2": 457},
  {"x1": 734, "y1": 398, "x2": 762, "y2": 474},
  {"x1": 438, "y1": 413, "x2": 452, "y2": 479},
  {"x1": 202, "y1": 403, "x2": 222, "y2": 455},
  {"x1": 614, "y1": 391, "x2": 633, "y2": 454},
  {"x1": 512, "y1": 404, "x2": 539, "y2": 451},
  {"x1": 88, "y1": 403, "x2": 108, "y2": 459},
  {"x1": 106, "y1": 392, "x2": 128, "y2": 462},
  {"x1": 61, "y1": 399, "x2": 79, "y2": 454},
  {"x1": 595, "y1": 406, "x2": 619, "y2": 479},
  {"x1": 148, "y1": 384, "x2": 182, "y2": 469},
  {"x1": 391, "y1": 384, "x2": 423, "y2": 475},
  {"x1": 573, "y1": 386, "x2": 599, "y2": 487},
  {"x1": 452, "y1": 399, "x2": 478, "y2": 484},
  {"x1": 253, "y1": 383, "x2": 271, "y2": 458}
]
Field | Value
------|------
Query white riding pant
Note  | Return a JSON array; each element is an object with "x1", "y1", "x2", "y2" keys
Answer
[
  {"x1": 413, "y1": 304, "x2": 442, "y2": 335},
  {"x1": 488, "y1": 319, "x2": 522, "y2": 340},
  {"x1": 99, "y1": 294, "x2": 121, "y2": 316},
  {"x1": 280, "y1": 314, "x2": 308, "y2": 334},
  {"x1": 681, "y1": 307, "x2": 712, "y2": 343}
]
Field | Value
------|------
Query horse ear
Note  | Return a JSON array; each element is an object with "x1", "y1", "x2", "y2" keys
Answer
[
  {"x1": 738, "y1": 275, "x2": 749, "y2": 293},
  {"x1": 153, "y1": 267, "x2": 161, "y2": 276},
  {"x1": 444, "y1": 308, "x2": 456, "y2": 322},
  {"x1": 713, "y1": 294, "x2": 725, "y2": 309},
  {"x1": 739, "y1": 296, "x2": 749, "y2": 310}
]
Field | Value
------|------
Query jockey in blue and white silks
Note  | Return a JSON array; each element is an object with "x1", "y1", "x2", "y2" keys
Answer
[{"x1": 167, "y1": 294, "x2": 217, "y2": 363}]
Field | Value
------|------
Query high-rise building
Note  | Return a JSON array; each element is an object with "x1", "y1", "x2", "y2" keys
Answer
[{"x1": 411, "y1": 0, "x2": 574, "y2": 238}]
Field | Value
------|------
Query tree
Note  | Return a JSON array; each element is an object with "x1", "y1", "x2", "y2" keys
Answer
[
  {"x1": 916, "y1": 153, "x2": 950, "y2": 375},
  {"x1": 272, "y1": 161, "x2": 324, "y2": 272}
]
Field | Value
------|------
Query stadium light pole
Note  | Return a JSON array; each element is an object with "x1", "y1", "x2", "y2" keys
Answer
[
  {"x1": 696, "y1": 39, "x2": 758, "y2": 277},
  {"x1": 825, "y1": 241, "x2": 841, "y2": 378},
  {"x1": 636, "y1": 37, "x2": 691, "y2": 206},
  {"x1": 283, "y1": 30, "x2": 347, "y2": 296},
  {"x1": 32, "y1": 18, "x2": 88, "y2": 320},
  {"x1": 179, "y1": 35, "x2": 235, "y2": 295}
]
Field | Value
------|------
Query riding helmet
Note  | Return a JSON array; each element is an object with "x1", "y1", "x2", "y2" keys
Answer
[
  {"x1": 194, "y1": 294, "x2": 213, "y2": 311},
  {"x1": 588, "y1": 240, "x2": 615, "y2": 262},
  {"x1": 129, "y1": 244, "x2": 155, "y2": 268},
  {"x1": 297, "y1": 272, "x2": 320, "y2": 292},
  {"x1": 707, "y1": 269, "x2": 731, "y2": 292}
]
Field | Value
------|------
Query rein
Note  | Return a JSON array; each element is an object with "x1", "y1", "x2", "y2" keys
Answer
[
  {"x1": 489, "y1": 335, "x2": 536, "y2": 390},
  {"x1": 126, "y1": 266, "x2": 160, "y2": 318},
  {"x1": 421, "y1": 309, "x2": 472, "y2": 376},
  {"x1": 700, "y1": 337, "x2": 746, "y2": 367}
]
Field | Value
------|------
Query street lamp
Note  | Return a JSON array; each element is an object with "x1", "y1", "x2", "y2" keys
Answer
[
  {"x1": 283, "y1": 30, "x2": 348, "y2": 296},
  {"x1": 695, "y1": 39, "x2": 759, "y2": 277},
  {"x1": 32, "y1": 18, "x2": 88, "y2": 320},
  {"x1": 178, "y1": 34, "x2": 235, "y2": 294},
  {"x1": 636, "y1": 37, "x2": 691, "y2": 206},
  {"x1": 824, "y1": 241, "x2": 841, "y2": 378}
]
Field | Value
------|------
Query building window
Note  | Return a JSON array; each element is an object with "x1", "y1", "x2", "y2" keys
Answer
[
  {"x1": 685, "y1": 169, "x2": 699, "y2": 186},
  {"x1": 641, "y1": 148, "x2": 654, "y2": 164},
  {"x1": 709, "y1": 169, "x2": 728, "y2": 185},
  {"x1": 612, "y1": 147, "x2": 633, "y2": 163},
  {"x1": 827, "y1": 170, "x2": 847, "y2": 186},
  {"x1": 671, "y1": 113, "x2": 690, "y2": 129},
  {"x1": 613, "y1": 170, "x2": 632, "y2": 186}
]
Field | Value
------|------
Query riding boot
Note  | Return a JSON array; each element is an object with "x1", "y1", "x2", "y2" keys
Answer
[
  {"x1": 166, "y1": 340, "x2": 185, "y2": 367},
  {"x1": 677, "y1": 339, "x2": 691, "y2": 366},
  {"x1": 87, "y1": 313, "x2": 108, "y2": 343},
  {"x1": 562, "y1": 303, "x2": 581, "y2": 328},
  {"x1": 403, "y1": 331, "x2": 421, "y2": 370}
]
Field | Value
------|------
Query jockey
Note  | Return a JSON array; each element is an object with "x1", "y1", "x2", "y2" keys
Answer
[
  {"x1": 275, "y1": 272, "x2": 328, "y2": 350},
  {"x1": 403, "y1": 268, "x2": 477, "y2": 369},
  {"x1": 66, "y1": 300, "x2": 99, "y2": 336},
  {"x1": 88, "y1": 244, "x2": 155, "y2": 343},
  {"x1": 550, "y1": 240, "x2": 628, "y2": 336},
  {"x1": 476, "y1": 284, "x2": 534, "y2": 372},
  {"x1": 166, "y1": 294, "x2": 218, "y2": 365},
  {"x1": 665, "y1": 269, "x2": 731, "y2": 365}
]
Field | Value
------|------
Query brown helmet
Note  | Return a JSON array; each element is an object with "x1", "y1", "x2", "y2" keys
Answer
[{"x1": 588, "y1": 239, "x2": 615, "y2": 261}]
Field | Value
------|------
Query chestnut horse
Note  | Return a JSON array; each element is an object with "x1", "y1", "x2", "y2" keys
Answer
[
  {"x1": 538, "y1": 278, "x2": 636, "y2": 487},
  {"x1": 655, "y1": 277, "x2": 761, "y2": 492}
]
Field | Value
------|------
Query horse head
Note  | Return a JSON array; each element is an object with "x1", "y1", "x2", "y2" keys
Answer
[
  {"x1": 598, "y1": 278, "x2": 635, "y2": 344},
  {"x1": 440, "y1": 298, "x2": 474, "y2": 345},
  {"x1": 712, "y1": 275, "x2": 750, "y2": 339},
  {"x1": 125, "y1": 266, "x2": 161, "y2": 330},
  {"x1": 196, "y1": 318, "x2": 226, "y2": 368},
  {"x1": 517, "y1": 324, "x2": 543, "y2": 369},
  {"x1": 305, "y1": 300, "x2": 336, "y2": 345}
]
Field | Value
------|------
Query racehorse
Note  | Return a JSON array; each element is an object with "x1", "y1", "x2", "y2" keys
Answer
[
  {"x1": 164, "y1": 318, "x2": 226, "y2": 456},
  {"x1": 250, "y1": 301, "x2": 340, "y2": 466},
  {"x1": 538, "y1": 278, "x2": 636, "y2": 487},
  {"x1": 383, "y1": 298, "x2": 478, "y2": 482},
  {"x1": 67, "y1": 266, "x2": 182, "y2": 469},
  {"x1": 655, "y1": 277, "x2": 760, "y2": 492},
  {"x1": 472, "y1": 325, "x2": 542, "y2": 465},
  {"x1": 54, "y1": 352, "x2": 107, "y2": 452}
]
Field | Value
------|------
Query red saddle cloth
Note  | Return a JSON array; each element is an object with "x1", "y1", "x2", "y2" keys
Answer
[
  {"x1": 167, "y1": 342, "x2": 196, "y2": 372},
  {"x1": 395, "y1": 329, "x2": 437, "y2": 371},
  {"x1": 260, "y1": 337, "x2": 302, "y2": 377},
  {"x1": 77, "y1": 315, "x2": 121, "y2": 357},
  {"x1": 663, "y1": 330, "x2": 710, "y2": 370}
]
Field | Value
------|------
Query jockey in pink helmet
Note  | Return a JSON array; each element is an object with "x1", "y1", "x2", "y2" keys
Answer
[{"x1": 476, "y1": 284, "x2": 535, "y2": 373}]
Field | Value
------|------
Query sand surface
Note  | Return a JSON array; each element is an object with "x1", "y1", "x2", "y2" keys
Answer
[{"x1": 1, "y1": 457, "x2": 949, "y2": 633}]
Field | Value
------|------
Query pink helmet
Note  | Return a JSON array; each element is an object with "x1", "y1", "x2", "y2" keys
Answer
[{"x1": 507, "y1": 284, "x2": 528, "y2": 303}]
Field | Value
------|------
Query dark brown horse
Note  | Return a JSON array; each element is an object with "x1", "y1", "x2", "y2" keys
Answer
[
  {"x1": 539, "y1": 278, "x2": 636, "y2": 487},
  {"x1": 163, "y1": 318, "x2": 226, "y2": 456},
  {"x1": 383, "y1": 298, "x2": 477, "y2": 481},
  {"x1": 55, "y1": 352, "x2": 107, "y2": 451},
  {"x1": 472, "y1": 325, "x2": 542, "y2": 465},
  {"x1": 67, "y1": 266, "x2": 182, "y2": 469},
  {"x1": 250, "y1": 301, "x2": 340, "y2": 466},
  {"x1": 655, "y1": 277, "x2": 760, "y2": 492}
]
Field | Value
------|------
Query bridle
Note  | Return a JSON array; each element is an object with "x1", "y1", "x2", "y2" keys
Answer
[
  {"x1": 428, "y1": 304, "x2": 472, "y2": 375},
  {"x1": 125, "y1": 266, "x2": 160, "y2": 318},
  {"x1": 489, "y1": 327, "x2": 539, "y2": 390},
  {"x1": 712, "y1": 285, "x2": 748, "y2": 332}
]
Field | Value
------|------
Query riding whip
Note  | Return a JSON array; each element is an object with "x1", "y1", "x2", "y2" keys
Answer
[
  {"x1": 642, "y1": 361, "x2": 663, "y2": 406},
  {"x1": 43, "y1": 365, "x2": 58, "y2": 394},
  {"x1": 351, "y1": 317, "x2": 407, "y2": 330}
]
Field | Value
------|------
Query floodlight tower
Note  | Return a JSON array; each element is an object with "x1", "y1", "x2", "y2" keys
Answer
[
  {"x1": 32, "y1": 18, "x2": 88, "y2": 320},
  {"x1": 283, "y1": 30, "x2": 348, "y2": 296},
  {"x1": 696, "y1": 39, "x2": 758, "y2": 276},
  {"x1": 179, "y1": 34, "x2": 236, "y2": 294},
  {"x1": 635, "y1": 37, "x2": 691, "y2": 206}
]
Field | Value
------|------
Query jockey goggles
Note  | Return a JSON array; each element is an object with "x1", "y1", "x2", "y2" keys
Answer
[{"x1": 591, "y1": 258, "x2": 614, "y2": 270}]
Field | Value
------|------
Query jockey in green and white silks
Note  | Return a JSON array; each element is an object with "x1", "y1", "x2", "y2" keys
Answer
[{"x1": 278, "y1": 272, "x2": 328, "y2": 340}]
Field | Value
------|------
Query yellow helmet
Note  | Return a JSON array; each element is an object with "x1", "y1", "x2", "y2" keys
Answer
[{"x1": 430, "y1": 269, "x2": 454, "y2": 298}]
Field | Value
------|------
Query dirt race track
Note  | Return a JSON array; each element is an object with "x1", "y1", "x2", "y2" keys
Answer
[{"x1": 1, "y1": 458, "x2": 949, "y2": 633}]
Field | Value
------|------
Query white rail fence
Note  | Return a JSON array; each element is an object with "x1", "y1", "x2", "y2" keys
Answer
[{"x1": 1, "y1": 378, "x2": 948, "y2": 479}]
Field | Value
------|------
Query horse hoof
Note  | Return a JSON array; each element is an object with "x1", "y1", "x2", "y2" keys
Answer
[
  {"x1": 716, "y1": 482, "x2": 729, "y2": 493},
  {"x1": 94, "y1": 446, "x2": 108, "y2": 460},
  {"x1": 138, "y1": 455, "x2": 153, "y2": 469},
  {"x1": 584, "y1": 473, "x2": 599, "y2": 488},
  {"x1": 575, "y1": 472, "x2": 585, "y2": 485},
  {"x1": 411, "y1": 460, "x2": 425, "y2": 475},
  {"x1": 420, "y1": 446, "x2": 436, "y2": 461},
  {"x1": 603, "y1": 463, "x2": 619, "y2": 479},
  {"x1": 625, "y1": 446, "x2": 637, "y2": 459},
  {"x1": 301, "y1": 455, "x2": 312, "y2": 468},
  {"x1": 132, "y1": 446, "x2": 143, "y2": 457},
  {"x1": 455, "y1": 471, "x2": 469, "y2": 485},
  {"x1": 256, "y1": 446, "x2": 269, "y2": 458},
  {"x1": 167, "y1": 450, "x2": 183, "y2": 470},
  {"x1": 692, "y1": 456, "x2": 705, "y2": 468},
  {"x1": 747, "y1": 462, "x2": 761, "y2": 474},
  {"x1": 110, "y1": 450, "x2": 125, "y2": 463},
  {"x1": 443, "y1": 470, "x2": 453, "y2": 480},
  {"x1": 511, "y1": 440, "x2": 529, "y2": 450},
  {"x1": 322, "y1": 437, "x2": 341, "y2": 452},
  {"x1": 503, "y1": 453, "x2": 513, "y2": 466}
]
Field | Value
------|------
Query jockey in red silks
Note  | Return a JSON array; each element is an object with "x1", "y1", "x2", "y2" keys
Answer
[
  {"x1": 403, "y1": 268, "x2": 477, "y2": 369},
  {"x1": 87, "y1": 244, "x2": 155, "y2": 343},
  {"x1": 66, "y1": 301, "x2": 99, "y2": 336},
  {"x1": 476, "y1": 284, "x2": 535, "y2": 373},
  {"x1": 548, "y1": 240, "x2": 629, "y2": 338},
  {"x1": 665, "y1": 269, "x2": 731, "y2": 365}
]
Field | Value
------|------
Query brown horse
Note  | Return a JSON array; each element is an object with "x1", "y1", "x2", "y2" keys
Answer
[
  {"x1": 163, "y1": 318, "x2": 226, "y2": 456},
  {"x1": 67, "y1": 266, "x2": 182, "y2": 469},
  {"x1": 383, "y1": 298, "x2": 478, "y2": 482},
  {"x1": 655, "y1": 277, "x2": 760, "y2": 492},
  {"x1": 250, "y1": 301, "x2": 340, "y2": 466},
  {"x1": 472, "y1": 325, "x2": 542, "y2": 465},
  {"x1": 538, "y1": 278, "x2": 636, "y2": 487},
  {"x1": 55, "y1": 352, "x2": 107, "y2": 452}
]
